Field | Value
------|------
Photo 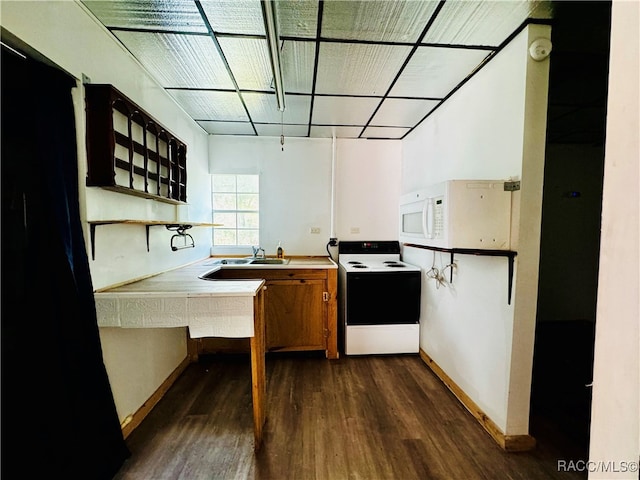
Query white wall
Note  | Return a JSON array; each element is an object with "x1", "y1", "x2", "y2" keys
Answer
[
  {"x1": 401, "y1": 24, "x2": 551, "y2": 435},
  {"x1": 209, "y1": 136, "x2": 332, "y2": 256},
  {"x1": 209, "y1": 136, "x2": 402, "y2": 254},
  {"x1": 588, "y1": 1, "x2": 639, "y2": 477},
  {"x1": 335, "y1": 139, "x2": 402, "y2": 242},
  {"x1": 1, "y1": 1, "x2": 211, "y2": 422}
]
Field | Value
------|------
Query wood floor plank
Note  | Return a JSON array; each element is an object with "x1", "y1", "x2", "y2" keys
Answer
[{"x1": 114, "y1": 353, "x2": 587, "y2": 480}]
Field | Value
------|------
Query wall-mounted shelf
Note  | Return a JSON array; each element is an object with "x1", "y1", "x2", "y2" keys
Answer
[
  {"x1": 87, "y1": 220, "x2": 222, "y2": 260},
  {"x1": 85, "y1": 84, "x2": 187, "y2": 204},
  {"x1": 403, "y1": 243, "x2": 518, "y2": 304}
]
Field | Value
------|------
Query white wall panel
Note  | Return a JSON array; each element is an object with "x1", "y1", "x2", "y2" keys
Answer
[
  {"x1": 402, "y1": 24, "x2": 551, "y2": 435},
  {"x1": 209, "y1": 136, "x2": 401, "y2": 255},
  {"x1": 588, "y1": 1, "x2": 640, "y2": 476}
]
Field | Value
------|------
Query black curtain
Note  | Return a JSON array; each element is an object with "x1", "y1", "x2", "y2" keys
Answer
[{"x1": 1, "y1": 48, "x2": 130, "y2": 478}]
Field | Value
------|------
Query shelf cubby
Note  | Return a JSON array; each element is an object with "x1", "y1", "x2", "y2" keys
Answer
[{"x1": 85, "y1": 84, "x2": 187, "y2": 204}]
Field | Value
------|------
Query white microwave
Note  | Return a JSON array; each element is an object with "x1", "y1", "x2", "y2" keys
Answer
[{"x1": 399, "y1": 180, "x2": 512, "y2": 250}]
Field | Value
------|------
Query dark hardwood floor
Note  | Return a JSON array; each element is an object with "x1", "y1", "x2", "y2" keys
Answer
[{"x1": 113, "y1": 352, "x2": 588, "y2": 480}]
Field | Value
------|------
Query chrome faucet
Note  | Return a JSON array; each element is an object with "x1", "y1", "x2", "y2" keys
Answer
[{"x1": 252, "y1": 246, "x2": 265, "y2": 258}]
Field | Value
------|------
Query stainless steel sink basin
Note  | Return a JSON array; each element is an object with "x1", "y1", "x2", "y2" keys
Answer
[
  {"x1": 248, "y1": 258, "x2": 290, "y2": 265},
  {"x1": 204, "y1": 257, "x2": 291, "y2": 267},
  {"x1": 205, "y1": 258, "x2": 252, "y2": 265}
]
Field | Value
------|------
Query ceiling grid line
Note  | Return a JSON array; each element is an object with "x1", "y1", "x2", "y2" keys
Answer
[
  {"x1": 402, "y1": 17, "x2": 553, "y2": 139},
  {"x1": 193, "y1": 0, "x2": 258, "y2": 135},
  {"x1": 80, "y1": 0, "x2": 565, "y2": 140},
  {"x1": 306, "y1": 0, "x2": 325, "y2": 138},
  {"x1": 358, "y1": 0, "x2": 448, "y2": 139}
]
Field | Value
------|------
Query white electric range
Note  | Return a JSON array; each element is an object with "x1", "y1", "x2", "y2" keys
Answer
[{"x1": 338, "y1": 241, "x2": 421, "y2": 355}]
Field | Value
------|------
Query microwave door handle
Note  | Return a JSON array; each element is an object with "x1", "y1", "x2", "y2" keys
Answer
[{"x1": 423, "y1": 199, "x2": 433, "y2": 238}]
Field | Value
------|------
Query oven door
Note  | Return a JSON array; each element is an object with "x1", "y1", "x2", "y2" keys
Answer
[{"x1": 345, "y1": 271, "x2": 421, "y2": 325}]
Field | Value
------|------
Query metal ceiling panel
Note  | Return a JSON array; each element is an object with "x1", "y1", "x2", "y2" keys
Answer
[
  {"x1": 254, "y1": 124, "x2": 310, "y2": 137},
  {"x1": 370, "y1": 98, "x2": 440, "y2": 127},
  {"x1": 242, "y1": 92, "x2": 311, "y2": 125},
  {"x1": 167, "y1": 90, "x2": 248, "y2": 121},
  {"x1": 276, "y1": 0, "x2": 319, "y2": 38},
  {"x1": 79, "y1": 0, "x2": 560, "y2": 140},
  {"x1": 322, "y1": 0, "x2": 440, "y2": 42},
  {"x1": 310, "y1": 125, "x2": 364, "y2": 138},
  {"x1": 197, "y1": 121, "x2": 256, "y2": 135},
  {"x1": 114, "y1": 31, "x2": 234, "y2": 89},
  {"x1": 361, "y1": 126, "x2": 410, "y2": 139},
  {"x1": 218, "y1": 37, "x2": 272, "y2": 91},
  {"x1": 390, "y1": 46, "x2": 490, "y2": 98},
  {"x1": 424, "y1": 0, "x2": 552, "y2": 47},
  {"x1": 243, "y1": 92, "x2": 311, "y2": 124},
  {"x1": 281, "y1": 40, "x2": 316, "y2": 94},
  {"x1": 315, "y1": 43, "x2": 412, "y2": 96},
  {"x1": 312, "y1": 96, "x2": 381, "y2": 126},
  {"x1": 199, "y1": 0, "x2": 265, "y2": 35},
  {"x1": 81, "y1": 0, "x2": 207, "y2": 33}
]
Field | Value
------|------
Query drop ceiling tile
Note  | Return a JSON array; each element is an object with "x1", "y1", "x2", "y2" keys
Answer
[
  {"x1": 315, "y1": 43, "x2": 412, "y2": 96},
  {"x1": 390, "y1": 46, "x2": 490, "y2": 98},
  {"x1": 254, "y1": 124, "x2": 309, "y2": 137},
  {"x1": 276, "y1": 0, "x2": 319, "y2": 38},
  {"x1": 282, "y1": 40, "x2": 316, "y2": 94},
  {"x1": 312, "y1": 96, "x2": 381, "y2": 126},
  {"x1": 243, "y1": 92, "x2": 311, "y2": 124},
  {"x1": 199, "y1": 0, "x2": 264, "y2": 35},
  {"x1": 114, "y1": 31, "x2": 234, "y2": 89},
  {"x1": 198, "y1": 0, "x2": 319, "y2": 37},
  {"x1": 81, "y1": 0, "x2": 207, "y2": 33},
  {"x1": 167, "y1": 90, "x2": 248, "y2": 121},
  {"x1": 424, "y1": 0, "x2": 552, "y2": 46},
  {"x1": 218, "y1": 37, "x2": 272, "y2": 90},
  {"x1": 197, "y1": 121, "x2": 256, "y2": 135},
  {"x1": 80, "y1": 0, "x2": 556, "y2": 140},
  {"x1": 370, "y1": 98, "x2": 440, "y2": 127},
  {"x1": 322, "y1": 0, "x2": 439, "y2": 42},
  {"x1": 361, "y1": 126, "x2": 410, "y2": 139},
  {"x1": 310, "y1": 125, "x2": 364, "y2": 138}
]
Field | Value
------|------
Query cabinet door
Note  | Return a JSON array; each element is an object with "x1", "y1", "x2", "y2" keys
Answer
[{"x1": 265, "y1": 279, "x2": 326, "y2": 351}]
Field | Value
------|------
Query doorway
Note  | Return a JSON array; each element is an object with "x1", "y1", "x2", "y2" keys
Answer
[{"x1": 530, "y1": 0, "x2": 612, "y2": 459}]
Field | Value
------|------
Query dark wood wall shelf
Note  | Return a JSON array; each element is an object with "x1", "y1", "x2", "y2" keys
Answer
[
  {"x1": 402, "y1": 243, "x2": 518, "y2": 304},
  {"x1": 87, "y1": 220, "x2": 222, "y2": 260},
  {"x1": 85, "y1": 84, "x2": 187, "y2": 204}
]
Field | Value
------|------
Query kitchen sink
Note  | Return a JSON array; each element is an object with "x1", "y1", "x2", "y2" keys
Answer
[
  {"x1": 205, "y1": 258, "x2": 253, "y2": 265},
  {"x1": 248, "y1": 258, "x2": 290, "y2": 265},
  {"x1": 203, "y1": 257, "x2": 291, "y2": 267}
]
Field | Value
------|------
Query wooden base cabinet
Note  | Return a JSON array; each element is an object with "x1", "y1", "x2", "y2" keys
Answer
[
  {"x1": 197, "y1": 267, "x2": 338, "y2": 359},
  {"x1": 265, "y1": 279, "x2": 326, "y2": 352}
]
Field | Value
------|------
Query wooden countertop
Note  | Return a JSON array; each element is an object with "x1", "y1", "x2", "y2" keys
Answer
[
  {"x1": 94, "y1": 258, "x2": 269, "y2": 335},
  {"x1": 96, "y1": 260, "x2": 265, "y2": 297},
  {"x1": 200, "y1": 255, "x2": 338, "y2": 270},
  {"x1": 94, "y1": 256, "x2": 336, "y2": 296}
]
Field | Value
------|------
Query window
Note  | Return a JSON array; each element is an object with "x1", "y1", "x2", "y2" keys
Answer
[{"x1": 212, "y1": 174, "x2": 259, "y2": 247}]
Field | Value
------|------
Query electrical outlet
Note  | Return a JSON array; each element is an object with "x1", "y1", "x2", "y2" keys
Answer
[
  {"x1": 350, "y1": 227, "x2": 360, "y2": 234},
  {"x1": 310, "y1": 227, "x2": 321, "y2": 234}
]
